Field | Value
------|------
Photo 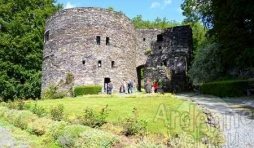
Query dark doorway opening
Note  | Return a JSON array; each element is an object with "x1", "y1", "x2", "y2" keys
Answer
[
  {"x1": 104, "y1": 77, "x2": 111, "y2": 93},
  {"x1": 136, "y1": 65, "x2": 145, "y2": 92}
]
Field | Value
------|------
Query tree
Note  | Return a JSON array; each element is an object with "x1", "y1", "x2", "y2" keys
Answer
[
  {"x1": 181, "y1": 0, "x2": 254, "y2": 73},
  {"x1": 131, "y1": 15, "x2": 180, "y2": 29},
  {"x1": 0, "y1": 0, "x2": 62, "y2": 101},
  {"x1": 188, "y1": 42, "x2": 223, "y2": 84}
]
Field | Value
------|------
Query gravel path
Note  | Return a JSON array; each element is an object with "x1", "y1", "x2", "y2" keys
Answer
[
  {"x1": 176, "y1": 93, "x2": 254, "y2": 148},
  {"x1": 0, "y1": 126, "x2": 30, "y2": 148}
]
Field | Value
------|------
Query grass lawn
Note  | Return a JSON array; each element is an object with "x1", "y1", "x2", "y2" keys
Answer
[{"x1": 28, "y1": 93, "x2": 218, "y2": 141}]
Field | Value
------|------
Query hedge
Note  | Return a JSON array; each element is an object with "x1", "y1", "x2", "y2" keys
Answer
[
  {"x1": 74, "y1": 85, "x2": 102, "y2": 97},
  {"x1": 201, "y1": 79, "x2": 254, "y2": 97}
]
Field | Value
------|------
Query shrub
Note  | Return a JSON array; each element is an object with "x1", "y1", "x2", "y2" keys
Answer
[
  {"x1": 188, "y1": 42, "x2": 223, "y2": 84},
  {"x1": 3, "y1": 109, "x2": 37, "y2": 130},
  {"x1": 50, "y1": 104, "x2": 65, "y2": 121},
  {"x1": 74, "y1": 129, "x2": 119, "y2": 148},
  {"x1": 28, "y1": 117, "x2": 53, "y2": 136},
  {"x1": 30, "y1": 103, "x2": 47, "y2": 117},
  {"x1": 57, "y1": 125, "x2": 90, "y2": 148},
  {"x1": 201, "y1": 79, "x2": 254, "y2": 97},
  {"x1": 77, "y1": 105, "x2": 109, "y2": 128},
  {"x1": 46, "y1": 121, "x2": 68, "y2": 141},
  {"x1": 122, "y1": 108, "x2": 147, "y2": 136},
  {"x1": 41, "y1": 84, "x2": 66, "y2": 99},
  {"x1": 74, "y1": 85, "x2": 102, "y2": 96},
  {"x1": 65, "y1": 73, "x2": 74, "y2": 84}
]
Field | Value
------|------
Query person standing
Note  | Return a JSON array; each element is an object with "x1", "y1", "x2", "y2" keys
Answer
[
  {"x1": 128, "y1": 80, "x2": 134, "y2": 94},
  {"x1": 123, "y1": 80, "x2": 128, "y2": 94},
  {"x1": 153, "y1": 80, "x2": 159, "y2": 93},
  {"x1": 107, "y1": 81, "x2": 113, "y2": 95},
  {"x1": 145, "y1": 79, "x2": 152, "y2": 93}
]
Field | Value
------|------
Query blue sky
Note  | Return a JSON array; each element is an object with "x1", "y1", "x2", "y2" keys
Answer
[{"x1": 55, "y1": 0, "x2": 185, "y2": 22}]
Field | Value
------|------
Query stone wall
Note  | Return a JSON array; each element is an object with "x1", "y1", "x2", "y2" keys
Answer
[
  {"x1": 135, "y1": 29, "x2": 161, "y2": 67},
  {"x1": 42, "y1": 7, "x2": 138, "y2": 93},
  {"x1": 42, "y1": 7, "x2": 193, "y2": 94},
  {"x1": 145, "y1": 25, "x2": 193, "y2": 92}
]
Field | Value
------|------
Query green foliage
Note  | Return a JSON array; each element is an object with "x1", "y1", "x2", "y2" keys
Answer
[
  {"x1": 132, "y1": 15, "x2": 180, "y2": 29},
  {"x1": 181, "y1": 0, "x2": 254, "y2": 71},
  {"x1": 188, "y1": 42, "x2": 223, "y2": 84},
  {"x1": 65, "y1": 73, "x2": 74, "y2": 84},
  {"x1": 30, "y1": 103, "x2": 47, "y2": 117},
  {"x1": 74, "y1": 85, "x2": 102, "y2": 96},
  {"x1": 107, "y1": 7, "x2": 114, "y2": 11},
  {"x1": 46, "y1": 121, "x2": 68, "y2": 141},
  {"x1": 77, "y1": 105, "x2": 109, "y2": 128},
  {"x1": 144, "y1": 48, "x2": 152, "y2": 55},
  {"x1": 41, "y1": 84, "x2": 67, "y2": 100},
  {"x1": 122, "y1": 108, "x2": 147, "y2": 136},
  {"x1": 201, "y1": 79, "x2": 254, "y2": 97},
  {"x1": 57, "y1": 125, "x2": 89, "y2": 148},
  {"x1": 0, "y1": 0, "x2": 62, "y2": 101},
  {"x1": 28, "y1": 117, "x2": 52, "y2": 136},
  {"x1": 50, "y1": 104, "x2": 65, "y2": 121},
  {"x1": 74, "y1": 129, "x2": 119, "y2": 148}
]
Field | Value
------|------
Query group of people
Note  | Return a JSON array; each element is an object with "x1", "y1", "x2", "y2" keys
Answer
[
  {"x1": 120, "y1": 80, "x2": 135, "y2": 94},
  {"x1": 145, "y1": 79, "x2": 162, "y2": 94}
]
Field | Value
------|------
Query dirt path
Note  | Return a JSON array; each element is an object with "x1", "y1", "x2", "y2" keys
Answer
[{"x1": 176, "y1": 93, "x2": 254, "y2": 148}]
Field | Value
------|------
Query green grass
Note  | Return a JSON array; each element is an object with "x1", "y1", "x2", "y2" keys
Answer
[
  {"x1": 0, "y1": 118, "x2": 60, "y2": 148},
  {"x1": 28, "y1": 93, "x2": 217, "y2": 141}
]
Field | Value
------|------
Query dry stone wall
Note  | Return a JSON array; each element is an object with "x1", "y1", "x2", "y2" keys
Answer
[
  {"x1": 42, "y1": 7, "x2": 193, "y2": 94},
  {"x1": 42, "y1": 7, "x2": 138, "y2": 92}
]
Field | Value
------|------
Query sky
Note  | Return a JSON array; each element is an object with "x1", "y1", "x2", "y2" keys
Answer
[{"x1": 55, "y1": 0, "x2": 185, "y2": 23}]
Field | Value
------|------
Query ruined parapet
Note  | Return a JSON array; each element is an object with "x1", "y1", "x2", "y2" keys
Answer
[
  {"x1": 145, "y1": 25, "x2": 193, "y2": 92},
  {"x1": 42, "y1": 7, "x2": 138, "y2": 92}
]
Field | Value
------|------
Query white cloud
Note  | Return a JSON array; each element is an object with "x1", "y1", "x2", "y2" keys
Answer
[
  {"x1": 65, "y1": 2, "x2": 76, "y2": 9},
  {"x1": 150, "y1": 2, "x2": 161, "y2": 9},
  {"x1": 164, "y1": 0, "x2": 172, "y2": 6}
]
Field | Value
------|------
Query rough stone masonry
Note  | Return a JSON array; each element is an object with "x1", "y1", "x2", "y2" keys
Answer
[{"x1": 42, "y1": 7, "x2": 193, "y2": 93}]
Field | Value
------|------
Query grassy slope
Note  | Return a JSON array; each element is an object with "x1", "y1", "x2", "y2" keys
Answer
[{"x1": 33, "y1": 93, "x2": 213, "y2": 140}]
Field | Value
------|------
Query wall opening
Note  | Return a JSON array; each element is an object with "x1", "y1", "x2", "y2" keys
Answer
[
  {"x1": 104, "y1": 77, "x2": 111, "y2": 93},
  {"x1": 159, "y1": 46, "x2": 162, "y2": 49},
  {"x1": 106, "y1": 37, "x2": 110, "y2": 45},
  {"x1": 96, "y1": 36, "x2": 101, "y2": 45},
  {"x1": 98, "y1": 60, "x2": 102, "y2": 67},
  {"x1": 111, "y1": 61, "x2": 115, "y2": 68},
  {"x1": 82, "y1": 60, "x2": 85, "y2": 65},
  {"x1": 136, "y1": 65, "x2": 145, "y2": 92},
  {"x1": 161, "y1": 60, "x2": 167, "y2": 66},
  {"x1": 157, "y1": 35, "x2": 163, "y2": 42},
  {"x1": 44, "y1": 30, "x2": 49, "y2": 42},
  {"x1": 143, "y1": 38, "x2": 146, "y2": 41}
]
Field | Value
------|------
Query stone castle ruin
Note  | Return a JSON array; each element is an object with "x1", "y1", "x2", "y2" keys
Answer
[{"x1": 42, "y1": 7, "x2": 192, "y2": 93}]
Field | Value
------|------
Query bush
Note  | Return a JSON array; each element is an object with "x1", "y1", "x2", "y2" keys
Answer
[
  {"x1": 46, "y1": 121, "x2": 68, "y2": 141},
  {"x1": 41, "y1": 84, "x2": 67, "y2": 99},
  {"x1": 122, "y1": 108, "x2": 147, "y2": 136},
  {"x1": 188, "y1": 42, "x2": 223, "y2": 84},
  {"x1": 50, "y1": 104, "x2": 65, "y2": 121},
  {"x1": 30, "y1": 103, "x2": 47, "y2": 117},
  {"x1": 77, "y1": 105, "x2": 109, "y2": 128},
  {"x1": 28, "y1": 117, "x2": 53, "y2": 136},
  {"x1": 201, "y1": 79, "x2": 254, "y2": 97},
  {"x1": 57, "y1": 125, "x2": 90, "y2": 148},
  {"x1": 74, "y1": 85, "x2": 102, "y2": 96},
  {"x1": 74, "y1": 129, "x2": 119, "y2": 148}
]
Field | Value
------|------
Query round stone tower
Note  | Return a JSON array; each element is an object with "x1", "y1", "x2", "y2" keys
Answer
[{"x1": 42, "y1": 7, "x2": 138, "y2": 92}]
